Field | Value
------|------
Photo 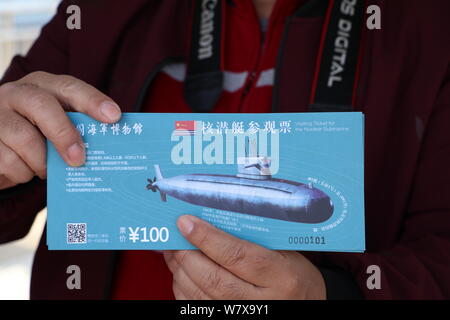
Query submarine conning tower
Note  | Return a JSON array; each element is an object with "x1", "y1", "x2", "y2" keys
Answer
[{"x1": 236, "y1": 156, "x2": 273, "y2": 180}]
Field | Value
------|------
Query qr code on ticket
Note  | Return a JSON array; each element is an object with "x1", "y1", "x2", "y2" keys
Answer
[{"x1": 67, "y1": 223, "x2": 87, "y2": 244}]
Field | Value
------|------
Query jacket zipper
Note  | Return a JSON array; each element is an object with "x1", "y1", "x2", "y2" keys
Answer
[{"x1": 239, "y1": 23, "x2": 272, "y2": 111}]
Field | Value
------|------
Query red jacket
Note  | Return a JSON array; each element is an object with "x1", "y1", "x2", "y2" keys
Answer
[{"x1": 0, "y1": 0, "x2": 449, "y2": 299}]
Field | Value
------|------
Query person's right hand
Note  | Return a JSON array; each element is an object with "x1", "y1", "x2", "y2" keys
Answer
[{"x1": 0, "y1": 71, "x2": 121, "y2": 191}]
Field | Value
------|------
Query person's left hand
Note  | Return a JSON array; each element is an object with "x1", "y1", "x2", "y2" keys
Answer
[{"x1": 163, "y1": 215, "x2": 326, "y2": 300}]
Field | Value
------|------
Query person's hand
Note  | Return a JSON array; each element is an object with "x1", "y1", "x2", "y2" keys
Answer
[
  {"x1": 163, "y1": 215, "x2": 326, "y2": 300},
  {"x1": 0, "y1": 71, "x2": 121, "y2": 190}
]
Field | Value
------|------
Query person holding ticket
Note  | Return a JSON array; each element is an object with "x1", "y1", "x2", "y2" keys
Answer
[{"x1": 0, "y1": 0, "x2": 449, "y2": 300}]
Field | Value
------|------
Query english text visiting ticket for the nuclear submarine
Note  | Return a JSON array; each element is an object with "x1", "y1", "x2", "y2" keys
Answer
[{"x1": 46, "y1": 112, "x2": 365, "y2": 252}]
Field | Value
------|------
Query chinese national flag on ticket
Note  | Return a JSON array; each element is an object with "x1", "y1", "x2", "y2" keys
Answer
[{"x1": 175, "y1": 120, "x2": 196, "y2": 135}]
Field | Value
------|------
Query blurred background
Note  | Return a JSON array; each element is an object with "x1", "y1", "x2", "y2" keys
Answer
[{"x1": 0, "y1": 0, "x2": 59, "y2": 300}]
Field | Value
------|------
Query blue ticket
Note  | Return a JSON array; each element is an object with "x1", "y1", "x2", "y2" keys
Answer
[{"x1": 47, "y1": 112, "x2": 365, "y2": 252}]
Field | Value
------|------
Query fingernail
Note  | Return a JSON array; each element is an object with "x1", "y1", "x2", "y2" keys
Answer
[
  {"x1": 177, "y1": 216, "x2": 194, "y2": 236},
  {"x1": 100, "y1": 101, "x2": 121, "y2": 122},
  {"x1": 67, "y1": 143, "x2": 85, "y2": 166}
]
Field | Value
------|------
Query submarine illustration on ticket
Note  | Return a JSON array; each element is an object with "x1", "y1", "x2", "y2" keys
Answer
[{"x1": 146, "y1": 157, "x2": 334, "y2": 224}]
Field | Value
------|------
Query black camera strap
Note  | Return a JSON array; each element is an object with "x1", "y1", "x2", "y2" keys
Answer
[
  {"x1": 184, "y1": 0, "x2": 225, "y2": 113},
  {"x1": 184, "y1": 0, "x2": 366, "y2": 113},
  {"x1": 309, "y1": 0, "x2": 366, "y2": 112}
]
